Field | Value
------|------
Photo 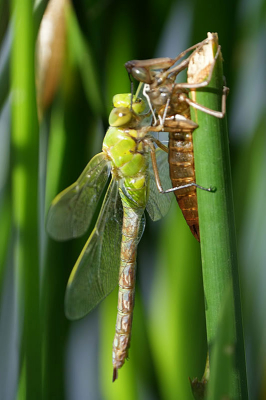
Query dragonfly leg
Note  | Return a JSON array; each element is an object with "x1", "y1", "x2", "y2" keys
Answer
[
  {"x1": 162, "y1": 182, "x2": 215, "y2": 194},
  {"x1": 171, "y1": 44, "x2": 221, "y2": 91},
  {"x1": 147, "y1": 140, "x2": 165, "y2": 192},
  {"x1": 172, "y1": 38, "x2": 210, "y2": 65},
  {"x1": 143, "y1": 84, "x2": 158, "y2": 125},
  {"x1": 157, "y1": 38, "x2": 210, "y2": 83},
  {"x1": 160, "y1": 96, "x2": 171, "y2": 126},
  {"x1": 134, "y1": 129, "x2": 168, "y2": 155},
  {"x1": 179, "y1": 84, "x2": 229, "y2": 118},
  {"x1": 147, "y1": 139, "x2": 214, "y2": 194},
  {"x1": 152, "y1": 138, "x2": 168, "y2": 153}
]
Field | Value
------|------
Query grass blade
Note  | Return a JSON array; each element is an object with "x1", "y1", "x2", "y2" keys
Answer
[
  {"x1": 11, "y1": 0, "x2": 41, "y2": 398},
  {"x1": 188, "y1": 33, "x2": 248, "y2": 399}
]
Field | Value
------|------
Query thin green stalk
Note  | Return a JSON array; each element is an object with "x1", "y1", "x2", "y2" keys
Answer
[
  {"x1": 0, "y1": 0, "x2": 49, "y2": 111},
  {"x1": 42, "y1": 101, "x2": 68, "y2": 400},
  {"x1": 11, "y1": 0, "x2": 41, "y2": 398},
  {"x1": 188, "y1": 34, "x2": 248, "y2": 399}
]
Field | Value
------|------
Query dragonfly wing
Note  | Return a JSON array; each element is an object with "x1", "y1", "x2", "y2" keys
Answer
[
  {"x1": 146, "y1": 148, "x2": 173, "y2": 221},
  {"x1": 46, "y1": 153, "x2": 110, "y2": 241},
  {"x1": 137, "y1": 213, "x2": 146, "y2": 244},
  {"x1": 65, "y1": 178, "x2": 123, "y2": 320}
]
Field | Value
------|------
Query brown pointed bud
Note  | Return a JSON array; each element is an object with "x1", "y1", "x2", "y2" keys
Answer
[{"x1": 36, "y1": 0, "x2": 68, "y2": 118}]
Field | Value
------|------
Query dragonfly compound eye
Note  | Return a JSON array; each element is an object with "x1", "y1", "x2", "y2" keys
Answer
[
  {"x1": 113, "y1": 93, "x2": 133, "y2": 108},
  {"x1": 109, "y1": 107, "x2": 132, "y2": 127},
  {"x1": 113, "y1": 93, "x2": 145, "y2": 113},
  {"x1": 131, "y1": 67, "x2": 152, "y2": 84}
]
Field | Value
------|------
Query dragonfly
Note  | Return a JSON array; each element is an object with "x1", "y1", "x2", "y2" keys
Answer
[
  {"x1": 46, "y1": 93, "x2": 173, "y2": 381},
  {"x1": 125, "y1": 36, "x2": 228, "y2": 241}
]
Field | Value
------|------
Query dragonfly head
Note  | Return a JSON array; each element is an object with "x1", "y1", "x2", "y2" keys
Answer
[
  {"x1": 109, "y1": 94, "x2": 146, "y2": 127},
  {"x1": 113, "y1": 94, "x2": 145, "y2": 114}
]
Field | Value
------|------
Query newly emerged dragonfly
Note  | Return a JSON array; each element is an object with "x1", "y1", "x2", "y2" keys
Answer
[
  {"x1": 125, "y1": 35, "x2": 228, "y2": 241},
  {"x1": 47, "y1": 93, "x2": 174, "y2": 381}
]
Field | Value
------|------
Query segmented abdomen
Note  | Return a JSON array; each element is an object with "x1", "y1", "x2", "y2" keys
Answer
[
  {"x1": 112, "y1": 193, "x2": 143, "y2": 381},
  {"x1": 168, "y1": 130, "x2": 200, "y2": 241}
]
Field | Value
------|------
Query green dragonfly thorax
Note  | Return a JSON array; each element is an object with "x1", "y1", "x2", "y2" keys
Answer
[{"x1": 103, "y1": 94, "x2": 149, "y2": 208}]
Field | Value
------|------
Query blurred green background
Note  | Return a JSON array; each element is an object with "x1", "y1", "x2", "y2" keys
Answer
[{"x1": 0, "y1": 0, "x2": 265, "y2": 399}]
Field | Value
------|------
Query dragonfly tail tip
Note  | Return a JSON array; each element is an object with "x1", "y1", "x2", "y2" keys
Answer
[{"x1": 112, "y1": 367, "x2": 118, "y2": 382}]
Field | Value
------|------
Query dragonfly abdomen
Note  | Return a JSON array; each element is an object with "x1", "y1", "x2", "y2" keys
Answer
[
  {"x1": 112, "y1": 190, "x2": 144, "y2": 381},
  {"x1": 169, "y1": 130, "x2": 200, "y2": 241}
]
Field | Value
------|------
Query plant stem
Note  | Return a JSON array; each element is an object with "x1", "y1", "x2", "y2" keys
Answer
[
  {"x1": 188, "y1": 33, "x2": 248, "y2": 399},
  {"x1": 11, "y1": 0, "x2": 41, "y2": 398}
]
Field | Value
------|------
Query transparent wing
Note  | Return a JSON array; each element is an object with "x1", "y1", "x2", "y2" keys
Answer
[
  {"x1": 46, "y1": 153, "x2": 110, "y2": 241},
  {"x1": 138, "y1": 213, "x2": 146, "y2": 243},
  {"x1": 65, "y1": 178, "x2": 123, "y2": 320},
  {"x1": 146, "y1": 148, "x2": 173, "y2": 221}
]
